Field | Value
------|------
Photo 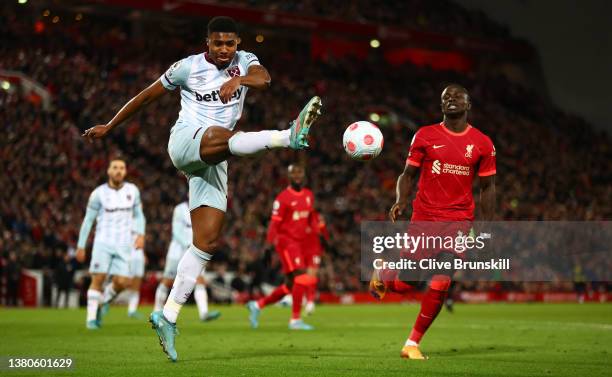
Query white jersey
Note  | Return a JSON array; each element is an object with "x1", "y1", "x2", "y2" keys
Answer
[
  {"x1": 160, "y1": 50, "x2": 260, "y2": 130},
  {"x1": 88, "y1": 182, "x2": 142, "y2": 247},
  {"x1": 167, "y1": 202, "x2": 192, "y2": 260}
]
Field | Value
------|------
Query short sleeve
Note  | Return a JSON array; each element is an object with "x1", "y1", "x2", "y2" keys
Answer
[
  {"x1": 271, "y1": 195, "x2": 285, "y2": 221},
  {"x1": 406, "y1": 130, "x2": 427, "y2": 167},
  {"x1": 478, "y1": 137, "x2": 496, "y2": 177},
  {"x1": 238, "y1": 51, "x2": 260, "y2": 69},
  {"x1": 87, "y1": 190, "x2": 102, "y2": 211},
  {"x1": 160, "y1": 57, "x2": 192, "y2": 90}
]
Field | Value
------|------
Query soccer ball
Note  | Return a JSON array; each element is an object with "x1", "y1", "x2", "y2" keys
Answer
[{"x1": 342, "y1": 121, "x2": 384, "y2": 161}]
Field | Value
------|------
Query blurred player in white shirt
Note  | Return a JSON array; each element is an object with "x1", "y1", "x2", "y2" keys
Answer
[{"x1": 76, "y1": 158, "x2": 146, "y2": 329}]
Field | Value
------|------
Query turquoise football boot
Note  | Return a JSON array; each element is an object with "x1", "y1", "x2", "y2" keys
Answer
[
  {"x1": 201, "y1": 310, "x2": 221, "y2": 322},
  {"x1": 288, "y1": 319, "x2": 314, "y2": 331},
  {"x1": 289, "y1": 96, "x2": 322, "y2": 150},
  {"x1": 149, "y1": 311, "x2": 178, "y2": 362},
  {"x1": 246, "y1": 301, "x2": 260, "y2": 329}
]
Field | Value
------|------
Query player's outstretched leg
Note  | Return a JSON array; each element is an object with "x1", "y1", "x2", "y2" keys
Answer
[
  {"x1": 401, "y1": 275, "x2": 451, "y2": 360},
  {"x1": 225, "y1": 96, "x2": 322, "y2": 158}
]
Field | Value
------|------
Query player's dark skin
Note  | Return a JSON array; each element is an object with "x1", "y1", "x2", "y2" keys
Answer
[
  {"x1": 272, "y1": 165, "x2": 308, "y2": 287},
  {"x1": 389, "y1": 85, "x2": 495, "y2": 222},
  {"x1": 82, "y1": 31, "x2": 271, "y2": 256}
]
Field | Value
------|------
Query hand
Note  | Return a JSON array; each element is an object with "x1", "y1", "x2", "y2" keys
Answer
[
  {"x1": 134, "y1": 235, "x2": 145, "y2": 250},
  {"x1": 82, "y1": 124, "x2": 110, "y2": 142},
  {"x1": 389, "y1": 201, "x2": 408, "y2": 222},
  {"x1": 75, "y1": 248, "x2": 86, "y2": 263},
  {"x1": 219, "y1": 77, "x2": 242, "y2": 104}
]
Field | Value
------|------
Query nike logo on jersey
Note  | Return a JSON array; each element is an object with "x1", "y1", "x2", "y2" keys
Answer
[
  {"x1": 195, "y1": 87, "x2": 243, "y2": 102},
  {"x1": 433, "y1": 145, "x2": 445, "y2": 149}
]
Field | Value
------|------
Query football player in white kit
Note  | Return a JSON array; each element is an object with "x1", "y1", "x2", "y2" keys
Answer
[
  {"x1": 126, "y1": 229, "x2": 146, "y2": 319},
  {"x1": 82, "y1": 16, "x2": 321, "y2": 361},
  {"x1": 76, "y1": 158, "x2": 146, "y2": 329},
  {"x1": 154, "y1": 200, "x2": 220, "y2": 322}
]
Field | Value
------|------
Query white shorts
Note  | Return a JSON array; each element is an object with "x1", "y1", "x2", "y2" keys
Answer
[
  {"x1": 89, "y1": 242, "x2": 131, "y2": 277},
  {"x1": 168, "y1": 123, "x2": 228, "y2": 212},
  {"x1": 129, "y1": 248, "x2": 145, "y2": 278}
]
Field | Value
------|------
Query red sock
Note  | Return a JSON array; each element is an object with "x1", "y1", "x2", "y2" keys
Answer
[
  {"x1": 291, "y1": 283, "x2": 307, "y2": 320},
  {"x1": 408, "y1": 275, "x2": 450, "y2": 344},
  {"x1": 306, "y1": 283, "x2": 316, "y2": 303},
  {"x1": 257, "y1": 284, "x2": 290, "y2": 309}
]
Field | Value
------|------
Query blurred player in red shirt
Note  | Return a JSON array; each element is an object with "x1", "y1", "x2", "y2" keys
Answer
[
  {"x1": 302, "y1": 209, "x2": 329, "y2": 315},
  {"x1": 247, "y1": 164, "x2": 318, "y2": 330},
  {"x1": 370, "y1": 84, "x2": 496, "y2": 359}
]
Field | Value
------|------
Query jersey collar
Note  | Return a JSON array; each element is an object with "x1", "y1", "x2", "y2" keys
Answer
[
  {"x1": 287, "y1": 187, "x2": 305, "y2": 196},
  {"x1": 440, "y1": 122, "x2": 472, "y2": 136},
  {"x1": 204, "y1": 52, "x2": 236, "y2": 70}
]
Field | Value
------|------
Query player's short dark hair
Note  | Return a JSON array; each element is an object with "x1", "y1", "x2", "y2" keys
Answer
[
  {"x1": 443, "y1": 83, "x2": 470, "y2": 98},
  {"x1": 207, "y1": 16, "x2": 238, "y2": 36}
]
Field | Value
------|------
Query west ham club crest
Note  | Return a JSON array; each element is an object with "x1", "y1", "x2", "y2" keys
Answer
[{"x1": 227, "y1": 66, "x2": 241, "y2": 78}]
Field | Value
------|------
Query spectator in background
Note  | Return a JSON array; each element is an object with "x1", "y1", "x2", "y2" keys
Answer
[
  {"x1": 54, "y1": 253, "x2": 76, "y2": 308},
  {"x1": 6, "y1": 252, "x2": 21, "y2": 306}
]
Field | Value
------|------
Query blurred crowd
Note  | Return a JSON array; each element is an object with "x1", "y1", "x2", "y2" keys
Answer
[
  {"x1": 221, "y1": 0, "x2": 511, "y2": 39},
  {"x1": 0, "y1": 2, "x2": 610, "y2": 305}
]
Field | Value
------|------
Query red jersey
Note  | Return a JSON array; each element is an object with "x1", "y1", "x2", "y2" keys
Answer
[
  {"x1": 406, "y1": 123, "x2": 496, "y2": 221},
  {"x1": 267, "y1": 187, "x2": 315, "y2": 243},
  {"x1": 304, "y1": 210, "x2": 330, "y2": 255}
]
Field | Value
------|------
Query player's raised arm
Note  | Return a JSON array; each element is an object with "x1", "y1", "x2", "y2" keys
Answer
[
  {"x1": 219, "y1": 56, "x2": 270, "y2": 103},
  {"x1": 76, "y1": 190, "x2": 102, "y2": 262},
  {"x1": 82, "y1": 79, "x2": 168, "y2": 141}
]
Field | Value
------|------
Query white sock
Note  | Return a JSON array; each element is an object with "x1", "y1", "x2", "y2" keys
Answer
[
  {"x1": 194, "y1": 284, "x2": 208, "y2": 320},
  {"x1": 127, "y1": 290, "x2": 140, "y2": 314},
  {"x1": 86, "y1": 289, "x2": 101, "y2": 322},
  {"x1": 405, "y1": 339, "x2": 419, "y2": 347},
  {"x1": 163, "y1": 245, "x2": 211, "y2": 323},
  {"x1": 154, "y1": 284, "x2": 169, "y2": 312},
  {"x1": 103, "y1": 283, "x2": 119, "y2": 305},
  {"x1": 228, "y1": 130, "x2": 290, "y2": 156}
]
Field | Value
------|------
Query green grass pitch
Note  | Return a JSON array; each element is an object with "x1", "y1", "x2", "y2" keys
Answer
[{"x1": 1, "y1": 303, "x2": 610, "y2": 376}]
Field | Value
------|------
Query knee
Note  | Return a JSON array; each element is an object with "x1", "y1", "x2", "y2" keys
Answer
[
  {"x1": 90, "y1": 274, "x2": 106, "y2": 290},
  {"x1": 200, "y1": 127, "x2": 234, "y2": 165},
  {"x1": 193, "y1": 234, "x2": 221, "y2": 253},
  {"x1": 113, "y1": 276, "x2": 130, "y2": 291}
]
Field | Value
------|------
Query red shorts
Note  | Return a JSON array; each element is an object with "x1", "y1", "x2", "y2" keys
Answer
[
  {"x1": 400, "y1": 220, "x2": 473, "y2": 260},
  {"x1": 275, "y1": 235, "x2": 306, "y2": 274},
  {"x1": 302, "y1": 236, "x2": 322, "y2": 268}
]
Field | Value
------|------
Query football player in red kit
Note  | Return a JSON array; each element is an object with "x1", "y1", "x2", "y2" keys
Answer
[
  {"x1": 247, "y1": 164, "x2": 318, "y2": 330},
  {"x1": 370, "y1": 84, "x2": 496, "y2": 359},
  {"x1": 303, "y1": 210, "x2": 329, "y2": 315}
]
